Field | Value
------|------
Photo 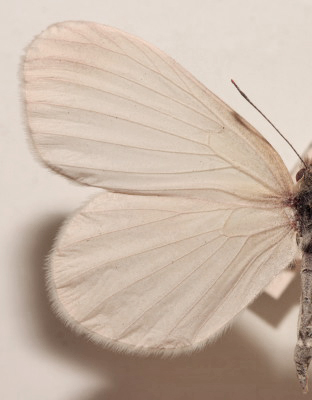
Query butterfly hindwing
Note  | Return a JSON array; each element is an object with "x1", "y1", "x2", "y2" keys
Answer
[{"x1": 49, "y1": 192, "x2": 296, "y2": 352}]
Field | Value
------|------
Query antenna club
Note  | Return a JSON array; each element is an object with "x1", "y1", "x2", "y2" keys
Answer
[{"x1": 231, "y1": 79, "x2": 236, "y2": 87}]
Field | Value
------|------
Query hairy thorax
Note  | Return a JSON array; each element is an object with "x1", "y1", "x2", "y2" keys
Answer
[{"x1": 294, "y1": 166, "x2": 312, "y2": 254}]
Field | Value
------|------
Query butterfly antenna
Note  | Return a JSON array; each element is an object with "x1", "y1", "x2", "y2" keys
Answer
[{"x1": 231, "y1": 79, "x2": 307, "y2": 168}]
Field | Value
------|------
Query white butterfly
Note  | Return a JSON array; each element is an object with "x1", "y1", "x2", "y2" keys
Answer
[{"x1": 23, "y1": 21, "x2": 310, "y2": 390}]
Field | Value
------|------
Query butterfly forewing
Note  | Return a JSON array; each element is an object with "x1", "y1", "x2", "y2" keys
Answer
[{"x1": 24, "y1": 21, "x2": 292, "y2": 198}]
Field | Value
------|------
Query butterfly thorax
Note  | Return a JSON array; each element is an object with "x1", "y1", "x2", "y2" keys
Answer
[{"x1": 294, "y1": 166, "x2": 312, "y2": 251}]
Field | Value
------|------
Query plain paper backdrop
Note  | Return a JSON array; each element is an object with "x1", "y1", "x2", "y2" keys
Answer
[{"x1": 1, "y1": 1, "x2": 312, "y2": 399}]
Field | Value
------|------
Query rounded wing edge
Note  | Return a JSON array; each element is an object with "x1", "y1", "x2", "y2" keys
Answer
[{"x1": 45, "y1": 191, "x2": 297, "y2": 356}]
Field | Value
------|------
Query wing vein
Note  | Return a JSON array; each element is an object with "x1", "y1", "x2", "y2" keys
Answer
[
  {"x1": 209, "y1": 145, "x2": 280, "y2": 194},
  {"x1": 60, "y1": 211, "x2": 178, "y2": 250},
  {"x1": 58, "y1": 229, "x2": 222, "y2": 288},
  {"x1": 191, "y1": 227, "x2": 292, "y2": 340},
  {"x1": 38, "y1": 36, "x2": 224, "y2": 125},
  {"x1": 26, "y1": 56, "x2": 217, "y2": 125},
  {"x1": 60, "y1": 208, "x2": 226, "y2": 250},
  {"x1": 27, "y1": 100, "x2": 214, "y2": 149},
  {"x1": 31, "y1": 76, "x2": 212, "y2": 133},
  {"x1": 115, "y1": 236, "x2": 229, "y2": 339},
  {"x1": 56, "y1": 162, "x2": 233, "y2": 176},
  {"x1": 33, "y1": 132, "x2": 212, "y2": 156},
  {"x1": 78, "y1": 234, "x2": 224, "y2": 322}
]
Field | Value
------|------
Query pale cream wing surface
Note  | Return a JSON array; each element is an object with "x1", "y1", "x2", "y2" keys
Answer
[
  {"x1": 24, "y1": 21, "x2": 298, "y2": 352},
  {"x1": 23, "y1": 21, "x2": 293, "y2": 199},
  {"x1": 50, "y1": 192, "x2": 297, "y2": 352}
]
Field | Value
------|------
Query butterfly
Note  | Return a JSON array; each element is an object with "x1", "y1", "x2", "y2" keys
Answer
[{"x1": 22, "y1": 21, "x2": 312, "y2": 391}]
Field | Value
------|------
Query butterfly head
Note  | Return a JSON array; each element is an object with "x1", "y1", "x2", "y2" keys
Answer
[
  {"x1": 296, "y1": 161, "x2": 312, "y2": 189},
  {"x1": 296, "y1": 167, "x2": 306, "y2": 183}
]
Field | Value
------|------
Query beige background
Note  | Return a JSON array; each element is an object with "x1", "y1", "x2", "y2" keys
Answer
[{"x1": 2, "y1": 0, "x2": 312, "y2": 398}]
